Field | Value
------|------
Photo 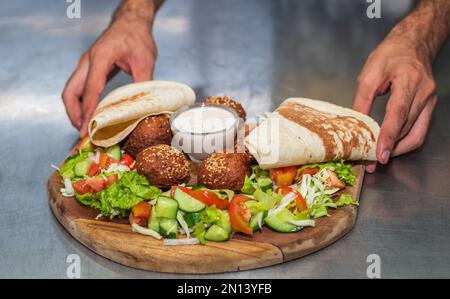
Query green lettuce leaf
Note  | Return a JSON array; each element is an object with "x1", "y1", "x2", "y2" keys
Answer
[
  {"x1": 336, "y1": 194, "x2": 359, "y2": 207},
  {"x1": 97, "y1": 171, "x2": 161, "y2": 218},
  {"x1": 241, "y1": 165, "x2": 273, "y2": 194},
  {"x1": 74, "y1": 192, "x2": 100, "y2": 209},
  {"x1": 241, "y1": 176, "x2": 256, "y2": 194},
  {"x1": 200, "y1": 206, "x2": 222, "y2": 226},
  {"x1": 59, "y1": 152, "x2": 90, "y2": 180},
  {"x1": 193, "y1": 222, "x2": 206, "y2": 245},
  {"x1": 253, "y1": 188, "x2": 279, "y2": 211},
  {"x1": 297, "y1": 159, "x2": 356, "y2": 185}
]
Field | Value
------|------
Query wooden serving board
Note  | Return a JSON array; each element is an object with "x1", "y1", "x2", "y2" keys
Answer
[{"x1": 47, "y1": 163, "x2": 364, "y2": 274}]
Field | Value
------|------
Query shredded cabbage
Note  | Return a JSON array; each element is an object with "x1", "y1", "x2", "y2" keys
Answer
[
  {"x1": 164, "y1": 238, "x2": 200, "y2": 246},
  {"x1": 60, "y1": 178, "x2": 74, "y2": 197},
  {"x1": 131, "y1": 223, "x2": 162, "y2": 240},
  {"x1": 296, "y1": 160, "x2": 356, "y2": 185},
  {"x1": 177, "y1": 211, "x2": 190, "y2": 238}
]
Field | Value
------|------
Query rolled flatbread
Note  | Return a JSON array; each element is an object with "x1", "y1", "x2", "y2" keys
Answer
[
  {"x1": 88, "y1": 81, "x2": 195, "y2": 147},
  {"x1": 244, "y1": 98, "x2": 380, "y2": 169}
]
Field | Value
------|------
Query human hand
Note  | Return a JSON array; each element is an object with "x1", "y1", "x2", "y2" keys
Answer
[
  {"x1": 62, "y1": 17, "x2": 157, "y2": 137},
  {"x1": 353, "y1": 34, "x2": 437, "y2": 173}
]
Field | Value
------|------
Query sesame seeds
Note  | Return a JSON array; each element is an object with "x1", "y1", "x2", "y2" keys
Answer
[
  {"x1": 204, "y1": 96, "x2": 247, "y2": 120},
  {"x1": 136, "y1": 144, "x2": 190, "y2": 188},
  {"x1": 198, "y1": 152, "x2": 249, "y2": 191}
]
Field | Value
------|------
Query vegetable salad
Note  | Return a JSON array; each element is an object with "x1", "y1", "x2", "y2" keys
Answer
[{"x1": 58, "y1": 137, "x2": 358, "y2": 245}]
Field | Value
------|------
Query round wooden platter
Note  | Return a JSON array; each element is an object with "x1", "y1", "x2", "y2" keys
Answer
[{"x1": 47, "y1": 162, "x2": 364, "y2": 274}]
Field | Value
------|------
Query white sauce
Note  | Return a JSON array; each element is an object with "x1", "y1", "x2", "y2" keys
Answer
[
  {"x1": 170, "y1": 106, "x2": 238, "y2": 161},
  {"x1": 172, "y1": 106, "x2": 236, "y2": 134}
]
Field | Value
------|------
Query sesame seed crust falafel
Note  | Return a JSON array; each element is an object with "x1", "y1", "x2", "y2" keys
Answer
[
  {"x1": 204, "y1": 96, "x2": 247, "y2": 120},
  {"x1": 136, "y1": 144, "x2": 190, "y2": 190},
  {"x1": 123, "y1": 115, "x2": 172, "y2": 158},
  {"x1": 234, "y1": 123, "x2": 256, "y2": 165},
  {"x1": 198, "y1": 152, "x2": 250, "y2": 192}
]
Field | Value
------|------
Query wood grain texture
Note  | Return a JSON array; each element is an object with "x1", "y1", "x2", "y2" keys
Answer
[{"x1": 47, "y1": 164, "x2": 364, "y2": 273}]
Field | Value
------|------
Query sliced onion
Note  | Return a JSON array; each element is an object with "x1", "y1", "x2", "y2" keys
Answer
[
  {"x1": 256, "y1": 212, "x2": 264, "y2": 229},
  {"x1": 50, "y1": 164, "x2": 60, "y2": 171},
  {"x1": 60, "y1": 178, "x2": 74, "y2": 197},
  {"x1": 94, "y1": 150, "x2": 101, "y2": 164},
  {"x1": 105, "y1": 163, "x2": 130, "y2": 173},
  {"x1": 131, "y1": 223, "x2": 162, "y2": 240},
  {"x1": 164, "y1": 238, "x2": 200, "y2": 246},
  {"x1": 177, "y1": 211, "x2": 190, "y2": 238},
  {"x1": 268, "y1": 192, "x2": 296, "y2": 217}
]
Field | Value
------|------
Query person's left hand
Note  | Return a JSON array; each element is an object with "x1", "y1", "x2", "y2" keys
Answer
[{"x1": 353, "y1": 35, "x2": 437, "y2": 173}]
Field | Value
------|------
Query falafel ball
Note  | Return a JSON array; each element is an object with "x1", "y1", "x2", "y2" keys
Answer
[
  {"x1": 136, "y1": 144, "x2": 190, "y2": 189},
  {"x1": 204, "y1": 96, "x2": 247, "y2": 120},
  {"x1": 123, "y1": 115, "x2": 172, "y2": 158},
  {"x1": 198, "y1": 152, "x2": 249, "y2": 192},
  {"x1": 234, "y1": 123, "x2": 256, "y2": 165}
]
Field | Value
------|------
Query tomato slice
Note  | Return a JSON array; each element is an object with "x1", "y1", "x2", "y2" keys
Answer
[
  {"x1": 297, "y1": 168, "x2": 319, "y2": 181},
  {"x1": 228, "y1": 195, "x2": 252, "y2": 235},
  {"x1": 171, "y1": 186, "x2": 229, "y2": 209},
  {"x1": 72, "y1": 179, "x2": 93, "y2": 195},
  {"x1": 105, "y1": 174, "x2": 119, "y2": 187},
  {"x1": 278, "y1": 187, "x2": 308, "y2": 212},
  {"x1": 86, "y1": 177, "x2": 107, "y2": 193},
  {"x1": 130, "y1": 201, "x2": 151, "y2": 227},
  {"x1": 87, "y1": 162, "x2": 100, "y2": 177},
  {"x1": 99, "y1": 153, "x2": 118, "y2": 169},
  {"x1": 270, "y1": 166, "x2": 298, "y2": 187},
  {"x1": 76, "y1": 135, "x2": 93, "y2": 152},
  {"x1": 120, "y1": 154, "x2": 135, "y2": 169},
  {"x1": 129, "y1": 213, "x2": 148, "y2": 227}
]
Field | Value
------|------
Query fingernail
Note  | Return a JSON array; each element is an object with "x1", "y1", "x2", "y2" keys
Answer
[
  {"x1": 381, "y1": 150, "x2": 391, "y2": 164},
  {"x1": 366, "y1": 163, "x2": 376, "y2": 173}
]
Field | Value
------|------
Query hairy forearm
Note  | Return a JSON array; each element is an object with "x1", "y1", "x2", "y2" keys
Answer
[
  {"x1": 112, "y1": 0, "x2": 165, "y2": 25},
  {"x1": 387, "y1": 0, "x2": 450, "y2": 63}
]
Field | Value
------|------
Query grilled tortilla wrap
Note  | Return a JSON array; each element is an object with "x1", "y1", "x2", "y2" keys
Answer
[
  {"x1": 88, "y1": 81, "x2": 195, "y2": 147},
  {"x1": 244, "y1": 98, "x2": 380, "y2": 169}
]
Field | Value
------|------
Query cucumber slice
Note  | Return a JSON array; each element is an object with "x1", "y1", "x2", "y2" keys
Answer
[
  {"x1": 148, "y1": 211, "x2": 160, "y2": 232},
  {"x1": 204, "y1": 224, "x2": 230, "y2": 242},
  {"x1": 257, "y1": 177, "x2": 273, "y2": 192},
  {"x1": 159, "y1": 218, "x2": 178, "y2": 239},
  {"x1": 265, "y1": 209, "x2": 302, "y2": 233},
  {"x1": 155, "y1": 196, "x2": 178, "y2": 219},
  {"x1": 74, "y1": 160, "x2": 91, "y2": 177},
  {"x1": 250, "y1": 211, "x2": 267, "y2": 232},
  {"x1": 173, "y1": 188, "x2": 206, "y2": 213},
  {"x1": 106, "y1": 144, "x2": 121, "y2": 161},
  {"x1": 183, "y1": 212, "x2": 201, "y2": 227},
  {"x1": 216, "y1": 209, "x2": 232, "y2": 233}
]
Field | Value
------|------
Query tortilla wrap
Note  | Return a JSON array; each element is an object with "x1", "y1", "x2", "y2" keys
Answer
[
  {"x1": 244, "y1": 98, "x2": 380, "y2": 169},
  {"x1": 88, "y1": 81, "x2": 196, "y2": 147}
]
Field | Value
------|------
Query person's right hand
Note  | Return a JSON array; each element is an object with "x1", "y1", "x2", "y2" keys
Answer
[{"x1": 62, "y1": 17, "x2": 158, "y2": 137}]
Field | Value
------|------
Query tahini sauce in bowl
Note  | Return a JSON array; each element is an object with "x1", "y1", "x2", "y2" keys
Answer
[{"x1": 170, "y1": 103, "x2": 239, "y2": 161}]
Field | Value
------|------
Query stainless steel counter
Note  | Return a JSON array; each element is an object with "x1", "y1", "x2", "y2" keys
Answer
[{"x1": 1, "y1": 0, "x2": 449, "y2": 278}]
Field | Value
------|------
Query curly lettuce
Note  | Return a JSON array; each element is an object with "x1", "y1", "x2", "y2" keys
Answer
[
  {"x1": 297, "y1": 159, "x2": 356, "y2": 185},
  {"x1": 59, "y1": 152, "x2": 90, "y2": 180},
  {"x1": 241, "y1": 165, "x2": 273, "y2": 194},
  {"x1": 73, "y1": 171, "x2": 161, "y2": 219}
]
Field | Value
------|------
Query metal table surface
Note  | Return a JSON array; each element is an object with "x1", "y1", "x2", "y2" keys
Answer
[{"x1": 1, "y1": 0, "x2": 449, "y2": 279}]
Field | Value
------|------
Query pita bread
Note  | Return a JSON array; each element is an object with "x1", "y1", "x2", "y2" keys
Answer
[
  {"x1": 88, "y1": 81, "x2": 195, "y2": 147},
  {"x1": 244, "y1": 98, "x2": 380, "y2": 169}
]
